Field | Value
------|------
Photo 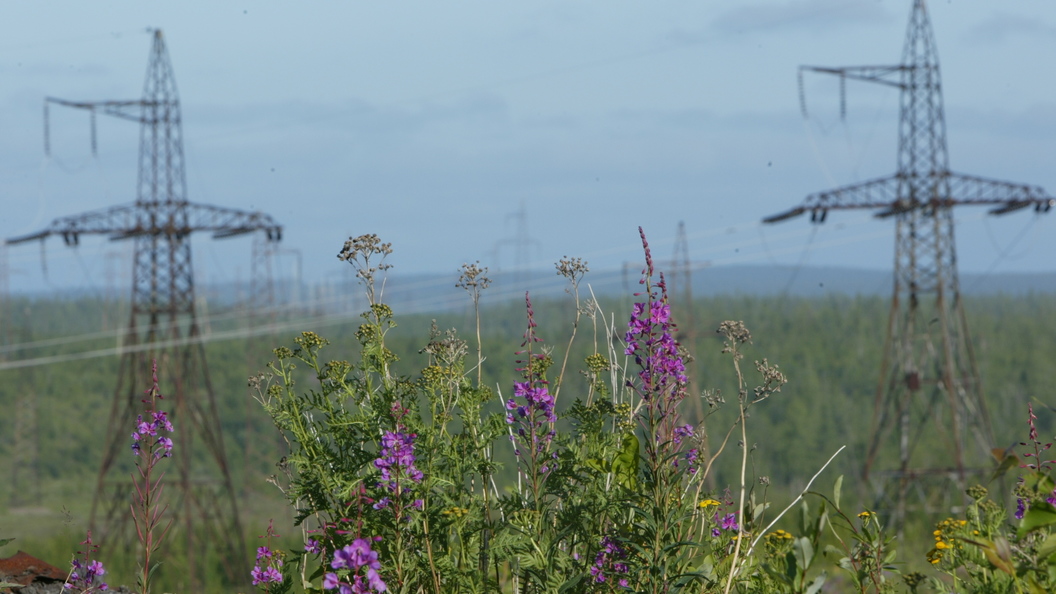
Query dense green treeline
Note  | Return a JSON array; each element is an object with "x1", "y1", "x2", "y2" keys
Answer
[{"x1": 1, "y1": 290, "x2": 1055, "y2": 546}]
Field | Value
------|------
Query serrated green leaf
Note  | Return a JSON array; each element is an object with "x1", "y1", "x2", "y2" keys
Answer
[{"x1": 833, "y1": 475, "x2": 843, "y2": 510}]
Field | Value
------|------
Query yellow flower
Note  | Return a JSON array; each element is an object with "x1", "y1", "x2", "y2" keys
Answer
[
  {"x1": 698, "y1": 499, "x2": 721, "y2": 509},
  {"x1": 857, "y1": 511, "x2": 873, "y2": 520}
]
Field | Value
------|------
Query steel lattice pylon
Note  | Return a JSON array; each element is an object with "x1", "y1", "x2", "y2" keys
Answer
[
  {"x1": 8, "y1": 30, "x2": 282, "y2": 589},
  {"x1": 764, "y1": 0, "x2": 1054, "y2": 525}
]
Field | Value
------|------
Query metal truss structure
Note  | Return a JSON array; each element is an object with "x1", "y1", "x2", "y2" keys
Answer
[
  {"x1": 763, "y1": 0, "x2": 1054, "y2": 525},
  {"x1": 7, "y1": 30, "x2": 282, "y2": 588}
]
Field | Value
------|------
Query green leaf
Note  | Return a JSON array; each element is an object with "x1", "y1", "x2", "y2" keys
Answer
[
  {"x1": 0, "y1": 538, "x2": 13, "y2": 548},
  {"x1": 1038, "y1": 533, "x2": 1056, "y2": 562},
  {"x1": 1019, "y1": 501, "x2": 1056, "y2": 537},
  {"x1": 611, "y1": 432, "x2": 639, "y2": 490},
  {"x1": 822, "y1": 544, "x2": 843, "y2": 559},
  {"x1": 783, "y1": 551, "x2": 797, "y2": 583},
  {"x1": 793, "y1": 536, "x2": 815, "y2": 573},
  {"x1": 805, "y1": 573, "x2": 827, "y2": 594},
  {"x1": 833, "y1": 475, "x2": 843, "y2": 510},
  {"x1": 970, "y1": 536, "x2": 1015, "y2": 576},
  {"x1": 584, "y1": 457, "x2": 609, "y2": 473},
  {"x1": 1028, "y1": 575, "x2": 1049, "y2": 594},
  {"x1": 1024, "y1": 471, "x2": 1056, "y2": 496}
]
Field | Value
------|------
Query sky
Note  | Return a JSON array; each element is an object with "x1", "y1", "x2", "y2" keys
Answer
[{"x1": 2, "y1": 0, "x2": 1055, "y2": 298}]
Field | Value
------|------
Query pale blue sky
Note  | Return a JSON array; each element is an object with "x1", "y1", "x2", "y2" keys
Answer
[{"x1": 2, "y1": 1, "x2": 1055, "y2": 295}]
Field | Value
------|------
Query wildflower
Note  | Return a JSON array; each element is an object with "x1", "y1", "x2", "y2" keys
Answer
[
  {"x1": 721, "y1": 513, "x2": 739, "y2": 532},
  {"x1": 698, "y1": 499, "x2": 720, "y2": 509},
  {"x1": 673, "y1": 424, "x2": 694, "y2": 443},
  {"x1": 64, "y1": 531, "x2": 108, "y2": 593},
  {"x1": 252, "y1": 521, "x2": 284, "y2": 589},
  {"x1": 305, "y1": 539, "x2": 322, "y2": 555},
  {"x1": 251, "y1": 563, "x2": 283, "y2": 586},
  {"x1": 507, "y1": 293, "x2": 558, "y2": 478},
  {"x1": 624, "y1": 228, "x2": 692, "y2": 464},
  {"x1": 324, "y1": 538, "x2": 388, "y2": 593},
  {"x1": 590, "y1": 536, "x2": 630, "y2": 586},
  {"x1": 131, "y1": 399, "x2": 173, "y2": 459},
  {"x1": 374, "y1": 429, "x2": 424, "y2": 491}
]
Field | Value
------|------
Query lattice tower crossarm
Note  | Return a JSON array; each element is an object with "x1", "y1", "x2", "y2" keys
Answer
[
  {"x1": 6, "y1": 29, "x2": 281, "y2": 589},
  {"x1": 762, "y1": 0, "x2": 1053, "y2": 524}
]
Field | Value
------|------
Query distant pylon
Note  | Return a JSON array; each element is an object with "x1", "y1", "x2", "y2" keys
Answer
[
  {"x1": 667, "y1": 222, "x2": 708, "y2": 414},
  {"x1": 764, "y1": 0, "x2": 1053, "y2": 526},
  {"x1": 7, "y1": 30, "x2": 282, "y2": 589},
  {"x1": 244, "y1": 231, "x2": 278, "y2": 497},
  {"x1": 667, "y1": 221, "x2": 715, "y2": 488}
]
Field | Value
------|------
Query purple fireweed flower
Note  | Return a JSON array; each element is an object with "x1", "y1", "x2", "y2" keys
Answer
[
  {"x1": 507, "y1": 293, "x2": 558, "y2": 473},
  {"x1": 721, "y1": 513, "x2": 739, "y2": 532},
  {"x1": 251, "y1": 562, "x2": 283, "y2": 586},
  {"x1": 673, "y1": 424, "x2": 694, "y2": 444},
  {"x1": 251, "y1": 520, "x2": 286, "y2": 589},
  {"x1": 371, "y1": 425, "x2": 423, "y2": 521},
  {"x1": 374, "y1": 429, "x2": 423, "y2": 491},
  {"x1": 1016, "y1": 498, "x2": 1026, "y2": 520},
  {"x1": 325, "y1": 539, "x2": 387, "y2": 593},
  {"x1": 306, "y1": 539, "x2": 322, "y2": 555},
  {"x1": 590, "y1": 536, "x2": 630, "y2": 586},
  {"x1": 131, "y1": 410, "x2": 173, "y2": 458},
  {"x1": 65, "y1": 532, "x2": 108, "y2": 593},
  {"x1": 625, "y1": 228, "x2": 693, "y2": 466},
  {"x1": 625, "y1": 229, "x2": 688, "y2": 404}
]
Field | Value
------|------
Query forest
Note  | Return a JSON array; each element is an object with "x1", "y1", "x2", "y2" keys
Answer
[{"x1": 1, "y1": 283, "x2": 1055, "y2": 590}]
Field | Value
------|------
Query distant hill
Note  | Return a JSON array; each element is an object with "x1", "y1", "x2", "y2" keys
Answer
[{"x1": 17, "y1": 265, "x2": 1056, "y2": 314}]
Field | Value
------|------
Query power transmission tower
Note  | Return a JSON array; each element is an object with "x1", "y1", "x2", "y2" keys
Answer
[
  {"x1": 7, "y1": 30, "x2": 282, "y2": 588},
  {"x1": 667, "y1": 222, "x2": 716, "y2": 488},
  {"x1": 667, "y1": 222, "x2": 710, "y2": 415},
  {"x1": 764, "y1": 0, "x2": 1054, "y2": 525},
  {"x1": 491, "y1": 202, "x2": 541, "y2": 289},
  {"x1": 244, "y1": 231, "x2": 278, "y2": 497}
]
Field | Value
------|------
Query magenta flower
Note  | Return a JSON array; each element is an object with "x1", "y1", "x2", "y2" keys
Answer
[
  {"x1": 590, "y1": 536, "x2": 630, "y2": 586},
  {"x1": 65, "y1": 532, "x2": 108, "y2": 593},
  {"x1": 324, "y1": 538, "x2": 387, "y2": 593},
  {"x1": 373, "y1": 429, "x2": 424, "y2": 491}
]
